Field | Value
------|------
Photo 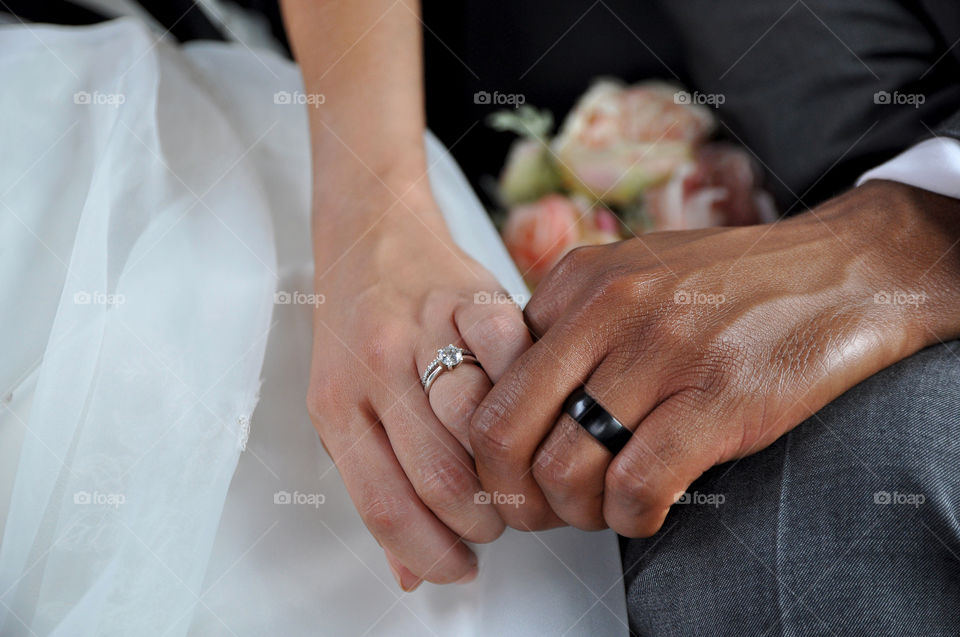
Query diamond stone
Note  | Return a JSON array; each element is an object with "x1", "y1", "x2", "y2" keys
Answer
[{"x1": 438, "y1": 345, "x2": 463, "y2": 368}]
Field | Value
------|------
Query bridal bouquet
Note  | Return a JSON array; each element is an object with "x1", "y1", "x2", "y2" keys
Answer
[{"x1": 490, "y1": 79, "x2": 777, "y2": 286}]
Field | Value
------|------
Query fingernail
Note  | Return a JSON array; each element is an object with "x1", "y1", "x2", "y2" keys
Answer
[
  {"x1": 384, "y1": 549, "x2": 422, "y2": 592},
  {"x1": 455, "y1": 565, "x2": 478, "y2": 584},
  {"x1": 400, "y1": 572, "x2": 422, "y2": 592}
]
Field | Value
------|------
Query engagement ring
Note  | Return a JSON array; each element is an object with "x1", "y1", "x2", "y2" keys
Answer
[{"x1": 421, "y1": 344, "x2": 481, "y2": 396}]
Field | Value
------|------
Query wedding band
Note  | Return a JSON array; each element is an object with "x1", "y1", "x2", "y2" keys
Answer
[
  {"x1": 563, "y1": 387, "x2": 632, "y2": 455},
  {"x1": 421, "y1": 344, "x2": 481, "y2": 396}
]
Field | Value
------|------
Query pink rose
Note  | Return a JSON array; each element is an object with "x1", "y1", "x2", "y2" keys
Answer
[
  {"x1": 581, "y1": 205, "x2": 622, "y2": 245},
  {"x1": 643, "y1": 143, "x2": 777, "y2": 231},
  {"x1": 503, "y1": 194, "x2": 621, "y2": 287},
  {"x1": 552, "y1": 80, "x2": 716, "y2": 206}
]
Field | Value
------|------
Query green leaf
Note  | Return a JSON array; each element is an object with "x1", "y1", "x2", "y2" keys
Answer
[{"x1": 486, "y1": 106, "x2": 554, "y2": 140}]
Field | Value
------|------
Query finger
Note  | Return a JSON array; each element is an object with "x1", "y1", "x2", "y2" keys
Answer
[
  {"x1": 603, "y1": 394, "x2": 725, "y2": 538},
  {"x1": 416, "y1": 330, "x2": 490, "y2": 454},
  {"x1": 377, "y1": 378, "x2": 505, "y2": 544},
  {"x1": 384, "y1": 547, "x2": 423, "y2": 592},
  {"x1": 455, "y1": 293, "x2": 532, "y2": 382},
  {"x1": 321, "y1": 407, "x2": 478, "y2": 585},
  {"x1": 469, "y1": 315, "x2": 603, "y2": 530},
  {"x1": 524, "y1": 245, "x2": 606, "y2": 337},
  {"x1": 525, "y1": 234, "x2": 724, "y2": 336},
  {"x1": 532, "y1": 349, "x2": 663, "y2": 530}
]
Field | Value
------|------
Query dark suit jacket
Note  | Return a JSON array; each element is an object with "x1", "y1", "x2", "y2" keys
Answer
[{"x1": 657, "y1": 0, "x2": 960, "y2": 208}]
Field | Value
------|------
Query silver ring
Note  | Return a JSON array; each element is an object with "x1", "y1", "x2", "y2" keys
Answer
[{"x1": 421, "y1": 344, "x2": 481, "y2": 396}]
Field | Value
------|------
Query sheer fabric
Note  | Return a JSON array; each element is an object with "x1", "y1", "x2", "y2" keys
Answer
[{"x1": 0, "y1": 19, "x2": 627, "y2": 636}]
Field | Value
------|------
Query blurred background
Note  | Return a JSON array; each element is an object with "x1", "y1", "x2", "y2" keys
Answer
[
  {"x1": 1, "y1": 0, "x2": 688, "y2": 206},
  {"x1": 420, "y1": 1, "x2": 686, "y2": 205},
  {"x1": 8, "y1": 0, "x2": 958, "y2": 212}
]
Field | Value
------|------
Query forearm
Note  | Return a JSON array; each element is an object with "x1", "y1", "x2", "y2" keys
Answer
[{"x1": 280, "y1": 0, "x2": 442, "y2": 241}]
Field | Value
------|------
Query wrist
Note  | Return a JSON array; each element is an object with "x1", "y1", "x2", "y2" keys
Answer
[
  {"x1": 821, "y1": 180, "x2": 960, "y2": 351},
  {"x1": 311, "y1": 178, "x2": 460, "y2": 278},
  {"x1": 313, "y1": 169, "x2": 450, "y2": 243}
]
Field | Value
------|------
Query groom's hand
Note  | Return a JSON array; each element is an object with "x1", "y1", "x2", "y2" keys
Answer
[{"x1": 469, "y1": 180, "x2": 960, "y2": 536}]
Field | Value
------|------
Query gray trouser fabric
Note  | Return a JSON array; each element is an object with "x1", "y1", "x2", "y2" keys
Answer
[{"x1": 622, "y1": 340, "x2": 960, "y2": 636}]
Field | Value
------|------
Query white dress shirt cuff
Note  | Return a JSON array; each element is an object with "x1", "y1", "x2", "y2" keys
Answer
[{"x1": 857, "y1": 136, "x2": 960, "y2": 200}]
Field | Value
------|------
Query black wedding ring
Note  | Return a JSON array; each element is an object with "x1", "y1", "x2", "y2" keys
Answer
[{"x1": 563, "y1": 387, "x2": 632, "y2": 455}]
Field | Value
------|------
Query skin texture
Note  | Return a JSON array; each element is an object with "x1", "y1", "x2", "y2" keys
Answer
[
  {"x1": 279, "y1": 0, "x2": 960, "y2": 590},
  {"x1": 281, "y1": 0, "x2": 530, "y2": 589},
  {"x1": 469, "y1": 180, "x2": 960, "y2": 537}
]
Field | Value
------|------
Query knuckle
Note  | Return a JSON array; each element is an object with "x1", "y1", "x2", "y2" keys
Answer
[
  {"x1": 417, "y1": 457, "x2": 477, "y2": 515},
  {"x1": 432, "y1": 384, "x2": 481, "y2": 433},
  {"x1": 522, "y1": 295, "x2": 554, "y2": 336},
  {"x1": 470, "y1": 310, "x2": 527, "y2": 354},
  {"x1": 358, "y1": 323, "x2": 408, "y2": 374},
  {"x1": 447, "y1": 383, "x2": 483, "y2": 416},
  {"x1": 576, "y1": 269, "x2": 645, "y2": 320},
  {"x1": 593, "y1": 267, "x2": 628, "y2": 295},
  {"x1": 532, "y1": 439, "x2": 589, "y2": 501},
  {"x1": 551, "y1": 245, "x2": 594, "y2": 280},
  {"x1": 532, "y1": 447, "x2": 576, "y2": 493},
  {"x1": 606, "y1": 457, "x2": 657, "y2": 509},
  {"x1": 592, "y1": 266, "x2": 646, "y2": 302},
  {"x1": 305, "y1": 371, "x2": 347, "y2": 426},
  {"x1": 358, "y1": 493, "x2": 410, "y2": 543},
  {"x1": 469, "y1": 395, "x2": 518, "y2": 462},
  {"x1": 420, "y1": 288, "x2": 454, "y2": 323}
]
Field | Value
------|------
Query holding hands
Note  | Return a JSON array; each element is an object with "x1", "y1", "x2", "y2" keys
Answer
[
  {"x1": 283, "y1": 0, "x2": 960, "y2": 593},
  {"x1": 471, "y1": 180, "x2": 954, "y2": 536},
  {"x1": 313, "y1": 178, "x2": 960, "y2": 589}
]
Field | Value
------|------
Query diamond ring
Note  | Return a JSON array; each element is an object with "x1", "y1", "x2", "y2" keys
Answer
[{"x1": 421, "y1": 344, "x2": 482, "y2": 396}]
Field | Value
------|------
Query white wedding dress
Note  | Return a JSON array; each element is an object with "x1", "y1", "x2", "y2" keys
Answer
[{"x1": 0, "y1": 19, "x2": 627, "y2": 636}]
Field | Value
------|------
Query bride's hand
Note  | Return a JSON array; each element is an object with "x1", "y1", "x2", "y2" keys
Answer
[{"x1": 307, "y1": 185, "x2": 532, "y2": 589}]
